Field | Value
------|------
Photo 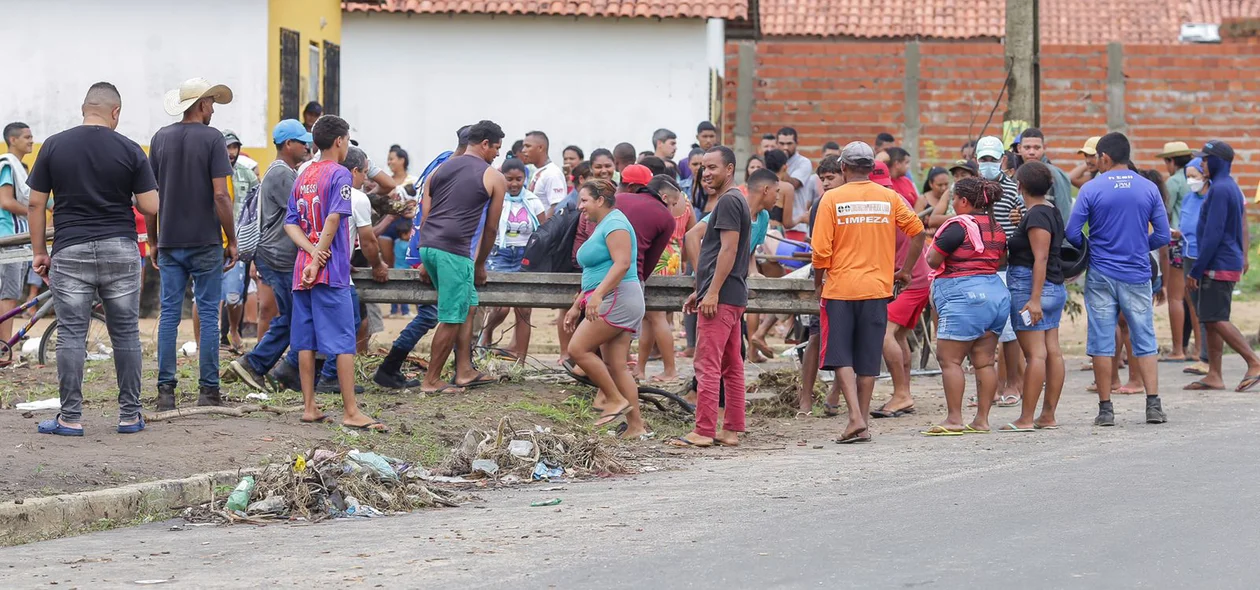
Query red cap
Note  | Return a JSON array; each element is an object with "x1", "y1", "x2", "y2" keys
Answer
[
  {"x1": 869, "y1": 161, "x2": 893, "y2": 187},
  {"x1": 620, "y1": 164, "x2": 653, "y2": 187}
]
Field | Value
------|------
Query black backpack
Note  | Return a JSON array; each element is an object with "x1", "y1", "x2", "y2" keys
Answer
[{"x1": 523, "y1": 205, "x2": 581, "y2": 273}]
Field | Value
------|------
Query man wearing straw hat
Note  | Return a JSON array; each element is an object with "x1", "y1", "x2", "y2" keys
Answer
[{"x1": 147, "y1": 77, "x2": 236, "y2": 411}]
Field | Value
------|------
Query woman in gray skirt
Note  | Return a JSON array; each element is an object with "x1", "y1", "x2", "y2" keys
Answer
[{"x1": 564, "y1": 179, "x2": 646, "y2": 430}]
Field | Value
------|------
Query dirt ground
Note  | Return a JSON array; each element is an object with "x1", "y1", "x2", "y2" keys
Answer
[{"x1": 2, "y1": 299, "x2": 1259, "y2": 504}]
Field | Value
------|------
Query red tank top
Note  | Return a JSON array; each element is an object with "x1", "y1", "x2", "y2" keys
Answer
[{"x1": 939, "y1": 215, "x2": 1005, "y2": 279}]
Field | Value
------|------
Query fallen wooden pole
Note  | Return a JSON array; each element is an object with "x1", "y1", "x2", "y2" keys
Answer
[
  {"x1": 144, "y1": 404, "x2": 304, "y2": 422},
  {"x1": 352, "y1": 269, "x2": 818, "y2": 315}
]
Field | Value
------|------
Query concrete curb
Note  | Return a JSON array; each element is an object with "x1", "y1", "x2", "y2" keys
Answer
[{"x1": 1, "y1": 470, "x2": 252, "y2": 546}]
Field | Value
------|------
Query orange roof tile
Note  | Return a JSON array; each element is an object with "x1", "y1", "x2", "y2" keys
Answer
[
  {"x1": 343, "y1": 0, "x2": 747, "y2": 19},
  {"x1": 756, "y1": 0, "x2": 1254, "y2": 43}
]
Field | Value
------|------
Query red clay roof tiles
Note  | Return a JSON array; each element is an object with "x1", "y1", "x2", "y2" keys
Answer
[{"x1": 343, "y1": 0, "x2": 748, "y2": 19}]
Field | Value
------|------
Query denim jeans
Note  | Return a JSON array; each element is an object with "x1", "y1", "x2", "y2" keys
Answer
[
  {"x1": 394, "y1": 303, "x2": 440, "y2": 353},
  {"x1": 49, "y1": 238, "x2": 143, "y2": 422},
  {"x1": 1083, "y1": 270, "x2": 1156, "y2": 358},
  {"x1": 243, "y1": 258, "x2": 298, "y2": 375},
  {"x1": 157, "y1": 245, "x2": 224, "y2": 388}
]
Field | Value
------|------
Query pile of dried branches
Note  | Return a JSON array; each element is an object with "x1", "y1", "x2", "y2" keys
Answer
[
  {"x1": 746, "y1": 368, "x2": 830, "y2": 418},
  {"x1": 435, "y1": 417, "x2": 627, "y2": 478}
]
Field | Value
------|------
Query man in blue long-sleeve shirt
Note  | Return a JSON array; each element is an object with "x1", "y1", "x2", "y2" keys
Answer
[
  {"x1": 1186, "y1": 140, "x2": 1260, "y2": 393},
  {"x1": 1066, "y1": 132, "x2": 1170, "y2": 427}
]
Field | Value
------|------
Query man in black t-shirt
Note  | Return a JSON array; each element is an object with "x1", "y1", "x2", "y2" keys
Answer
[
  {"x1": 27, "y1": 82, "x2": 159, "y2": 437},
  {"x1": 149, "y1": 78, "x2": 236, "y2": 411},
  {"x1": 672, "y1": 147, "x2": 751, "y2": 449}
]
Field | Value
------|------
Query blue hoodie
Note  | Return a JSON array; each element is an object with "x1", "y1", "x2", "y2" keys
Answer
[{"x1": 1190, "y1": 154, "x2": 1246, "y2": 279}]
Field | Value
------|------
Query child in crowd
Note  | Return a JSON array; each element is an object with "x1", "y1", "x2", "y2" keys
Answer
[{"x1": 283, "y1": 115, "x2": 387, "y2": 432}]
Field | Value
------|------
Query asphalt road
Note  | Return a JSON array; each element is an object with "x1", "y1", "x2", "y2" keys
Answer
[{"x1": 4, "y1": 357, "x2": 1259, "y2": 589}]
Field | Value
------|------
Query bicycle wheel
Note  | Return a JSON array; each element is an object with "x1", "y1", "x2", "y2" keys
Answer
[{"x1": 39, "y1": 313, "x2": 111, "y2": 366}]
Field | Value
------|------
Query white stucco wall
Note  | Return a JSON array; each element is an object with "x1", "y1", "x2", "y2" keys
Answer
[
  {"x1": 0, "y1": 0, "x2": 268, "y2": 147},
  {"x1": 343, "y1": 13, "x2": 713, "y2": 171}
]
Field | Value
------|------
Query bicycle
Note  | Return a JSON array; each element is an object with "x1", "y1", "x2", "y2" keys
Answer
[{"x1": 0, "y1": 290, "x2": 111, "y2": 368}]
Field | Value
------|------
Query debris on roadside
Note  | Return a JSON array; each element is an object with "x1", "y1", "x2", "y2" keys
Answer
[
  {"x1": 747, "y1": 369, "x2": 825, "y2": 418},
  {"x1": 434, "y1": 417, "x2": 627, "y2": 480}
]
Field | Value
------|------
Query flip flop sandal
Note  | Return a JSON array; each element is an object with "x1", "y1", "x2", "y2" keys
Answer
[
  {"x1": 594, "y1": 404, "x2": 631, "y2": 427},
  {"x1": 666, "y1": 436, "x2": 712, "y2": 448},
  {"x1": 301, "y1": 414, "x2": 331, "y2": 423},
  {"x1": 342, "y1": 420, "x2": 389, "y2": 433},
  {"x1": 795, "y1": 411, "x2": 813, "y2": 418},
  {"x1": 1184, "y1": 380, "x2": 1224, "y2": 391},
  {"x1": 422, "y1": 383, "x2": 466, "y2": 395},
  {"x1": 996, "y1": 395, "x2": 1021, "y2": 407},
  {"x1": 1184, "y1": 364, "x2": 1209, "y2": 376},
  {"x1": 454, "y1": 373, "x2": 499, "y2": 389},
  {"x1": 1033, "y1": 423, "x2": 1059, "y2": 430},
  {"x1": 1236, "y1": 374, "x2": 1260, "y2": 392},
  {"x1": 1115, "y1": 386, "x2": 1145, "y2": 395},
  {"x1": 822, "y1": 403, "x2": 842, "y2": 417},
  {"x1": 963, "y1": 425, "x2": 991, "y2": 434},
  {"x1": 488, "y1": 348, "x2": 520, "y2": 361},
  {"x1": 921, "y1": 425, "x2": 964, "y2": 437},
  {"x1": 713, "y1": 437, "x2": 741, "y2": 447},
  {"x1": 870, "y1": 405, "x2": 915, "y2": 419},
  {"x1": 835, "y1": 428, "x2": 871, "y2": 444},
  {"x1": 999, "y1": 423, "x2": 1036, "y2": 432}
]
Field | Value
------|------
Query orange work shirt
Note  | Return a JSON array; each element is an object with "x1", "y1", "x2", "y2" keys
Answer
[{"x1": 811, "y1": 179, "x2": 924, "y2": 300}]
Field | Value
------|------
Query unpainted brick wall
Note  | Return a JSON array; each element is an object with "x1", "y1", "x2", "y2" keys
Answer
[{"x1": 725, "y1": 40, "x2": 1260, "y2": 196}]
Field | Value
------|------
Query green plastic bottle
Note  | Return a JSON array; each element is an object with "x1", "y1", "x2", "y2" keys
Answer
[{"x1": 225, "y1": 476, "x2": 255, "y2": 512}]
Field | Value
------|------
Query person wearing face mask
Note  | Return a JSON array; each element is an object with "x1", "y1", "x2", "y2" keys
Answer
[
  {"x1": 1179, "y1": 158, "x2": 1211, "y2": 377},
  {"x1": 1186, "y1": 141, "x2": 1260, "y2": 393},
  {"x1": 974, "y1": 135, "x2": 1025, "y2": 408}
]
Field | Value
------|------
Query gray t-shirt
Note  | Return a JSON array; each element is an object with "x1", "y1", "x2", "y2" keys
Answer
[
  {"x1": 149, "y1": 122, "x2": 234, "y2": 248},
  {"x1": 255, "y1": 161, "x2": 299, "y2": 272},
  {"x1": 786, "y1": 153, "x2": 813, "y2": 232},
  {"x1": 696, "y1": 188, "x2": 751, "y2": 307}
]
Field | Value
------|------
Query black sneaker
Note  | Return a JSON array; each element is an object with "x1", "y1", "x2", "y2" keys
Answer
[
  {"x1": 1145, "y1": 396, "x2": 1167, "y2": 424},
  {"x1": 268, "y1": 362, "x2": 301, "y2": 392},
  {"x1": 229, "y1": 359, "x2": 270, "y2": 393},
  {"x1": 316, "y1": 378, "x2": 365, "y2": 394},
  {"x1": 373, "y1": 366, "x2": 420, "y2": 390},
  {"x1": 197, "y1": 386, "x2": 224, "y2": 407},
  {"x1": 1094, "y1": 401, "x2": 1115, "y2": 427},
  {"x1": 156, "y1": 383, "x2": 177, "y2": 412}
]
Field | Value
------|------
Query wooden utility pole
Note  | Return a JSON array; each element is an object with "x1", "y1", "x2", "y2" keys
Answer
[{"x1": 1004, "y1": 0, "x2": 1041, "y2": 127}]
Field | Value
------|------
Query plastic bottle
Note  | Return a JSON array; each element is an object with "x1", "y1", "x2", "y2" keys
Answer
[{"x1": 225, "y1": 476, "x2": 256, "y2": 512}]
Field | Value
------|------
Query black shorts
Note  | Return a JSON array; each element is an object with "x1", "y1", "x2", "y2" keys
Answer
[
  {"x1": 1197, "y1": 277, "x2": 1234, "y2": 323},
  {"x1": 820, "y1": 298, "x2": 888, "y2": 376}
]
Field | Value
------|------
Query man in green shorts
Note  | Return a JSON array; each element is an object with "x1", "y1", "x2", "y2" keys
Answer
[{"x1": 417, "y1": 120, "x2": 507, "y2": 394}]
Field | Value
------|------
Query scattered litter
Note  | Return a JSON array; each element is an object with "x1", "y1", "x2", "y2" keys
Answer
[
  {"x1": 471, "y1": 459, "x2": 499, "y2": 476},
  {"x1": 134, "y1": 580, "x2": 170, "y2": 585},
  {"x1": 179, "y1": 341, "x2": 197, "y2": 357},
  {"x1": 245, "y1": 392, "x2": 270, "y2": 401},
  {"x1": 247, "y1": 495, "x2": 287, "y2": 515},
  {"x1": 224, "y1": 476, "x2": 256, "y2": 512},
  {"x1": 507, "y1": 440, "x2": 534, "y2": 457},
  {"x1": 15, "y1": 398, "x2": 59, "y2": 411},
  {"x1": 294, "y1": 455, "x2": 306, "y2": 472},
  {"x1": 532, "y1": 461, "x2": 564, "y2": 481},
  {"x1": 539, "y1": 486, "x2": 566, "y2": 492},
  {"x1": 347, "y1": 451, "x2": 400, "y2": 481},
  {"x1": 530, "y1": 498, "x2": 562, "y2": 507},
  {"x1": 19, "y1": 338, "x2": 39, "y2": 358}
]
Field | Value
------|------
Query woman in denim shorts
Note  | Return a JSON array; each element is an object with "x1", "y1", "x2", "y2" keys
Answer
[
  {"x1": 923, "y1": 177, "x2": 1010, "y2": 436},
  {"x1": 1002, "y1": 162, "x2": 1068, "y2": 432}
]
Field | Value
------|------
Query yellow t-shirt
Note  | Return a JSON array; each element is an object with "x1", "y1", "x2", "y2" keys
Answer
[{"x1": 811, "y1": 180, "x2": 924, "y2": 300}]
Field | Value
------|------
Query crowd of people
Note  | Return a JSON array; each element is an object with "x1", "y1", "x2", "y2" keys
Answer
[{"x1": 4, "y1": 77, "x2": 1258, "y2": 444}]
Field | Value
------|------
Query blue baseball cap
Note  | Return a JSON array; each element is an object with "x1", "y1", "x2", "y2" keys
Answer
[{"x1": 273, "y1": 119, "x2": 312, "y2": 145}]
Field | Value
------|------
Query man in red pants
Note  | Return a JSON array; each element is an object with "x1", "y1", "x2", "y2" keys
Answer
[{"x1": 671, "y1": 146, "x2": 751, "y2": 448}]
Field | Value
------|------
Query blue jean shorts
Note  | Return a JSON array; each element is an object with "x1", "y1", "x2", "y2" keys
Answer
[
  {"x1": 291, "y1": 285, "x2": 357, "y2": 356},
  {"x1": 1007, "y1": 265, "x2": 1068, "y2": 332},
  {"x1": 933, "y1": 274, "x2": 1011, "y2": 342},
  {"x1": 488, "y1": 245, "x2": 526, "y2": 273},
  {"x1": 1083, "y1": 270, "x2": 1156, "y2": 358},
  {"x1": 222, "y1": 261, "x2": 246, "y2": 304}
]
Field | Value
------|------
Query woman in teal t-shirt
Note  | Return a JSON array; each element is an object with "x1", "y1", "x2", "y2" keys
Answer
[{"x1": 564, "y1": 179, "x2": 646, "y2": 431}]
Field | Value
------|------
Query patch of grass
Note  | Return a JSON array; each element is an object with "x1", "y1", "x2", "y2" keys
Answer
[{"x1": 509, "y1": 395, "x2": 593, "y2": 426}]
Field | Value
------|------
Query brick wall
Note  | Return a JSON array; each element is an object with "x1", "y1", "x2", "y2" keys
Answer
[{"x1": 725, "y1": 40, "x2": 1260, "y2": 195}]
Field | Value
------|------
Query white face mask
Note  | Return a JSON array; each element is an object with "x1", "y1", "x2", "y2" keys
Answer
[
  {"x1": 978, "y1": 161, "x2": 1002, "y2": 180},
  {"x1": 1188, "y1": 178, "x2": 1206, "y2": 194}
]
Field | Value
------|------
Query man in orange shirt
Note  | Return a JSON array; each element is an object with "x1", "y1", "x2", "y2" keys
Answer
[{"x1": 811, "y1": 142, "x2": 925, "y2": 444}]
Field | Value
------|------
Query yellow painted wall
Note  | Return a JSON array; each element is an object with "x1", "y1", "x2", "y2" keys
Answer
[{"x1": 264, "y1": 0, "x2": 342, "y2": 164}]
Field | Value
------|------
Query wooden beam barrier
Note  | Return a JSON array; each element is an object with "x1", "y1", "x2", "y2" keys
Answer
[
  {"x1": 352, "y1": 269, "x2": 818, "y2": 315},
  {"x1": 0, "y1": 230, "x2": 52, "y2": 264}
]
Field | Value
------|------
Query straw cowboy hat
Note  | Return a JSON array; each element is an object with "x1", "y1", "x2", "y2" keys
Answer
[{"x1": 163, "y1": 77, "x2": 233, "y2": 116}]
